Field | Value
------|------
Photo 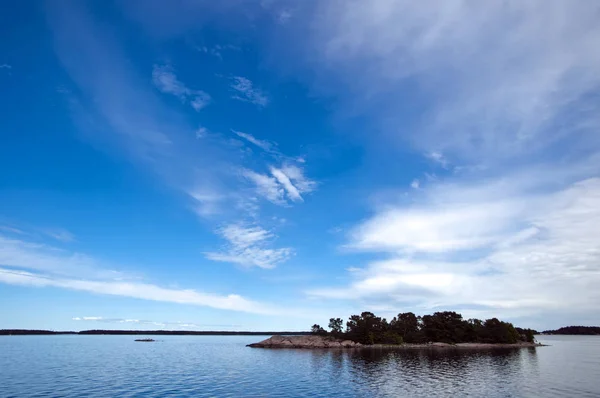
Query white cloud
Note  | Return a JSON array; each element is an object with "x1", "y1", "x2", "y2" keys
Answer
[
  {"x1": 351, "y1": 199, "x2": 525, "y2": 253},
  {"x1": 0, "y1": 234, "x2": 282, "y2": 314},
  {"x1": 0, "y1": 267, "x2": 277, "y2": 315},
  {"x1": 0, "y1": 224, "x2": 75, "y2": 242},
  {"x1": 241, "y1": 169, "x2": 286, "y2": 205},
  {"x1": 0, "y1": 235, "x2": 122, "y2": 279},
  {"x1": 309, "y1": 176, "x2": 600, "y2": 321},
  {"x1": 41, "y1": 228, "x2": 75, "y2": 242},
  {"x1": 410, "y1": 179, "x2": 420, "y2": 189},
  {"x1": 205, "y1": 224, "x2": 292, "y2": 269},
  {"x1": 270, "y1": 167, "x2": 302, "y2": 202},
  {"x1": 242, "y1": 166, "x2": 317, "y2": 206},
  {"x1": 152, "y1": 64, "x2": 189, "y2": 99},
  {"x1": 71, "y1": 317, "x2": 241, "y2": 328},
  {"x1": 189, "y1": 187, "x2": 225, "y2": 217},
  {"x1": 195, "y1": 126, "x2": 208, "y2": 139},
  {"x1": 190, "y1": 92, "x2": 211, "y2": 111},
  {"x1": 230, "y1": 76, "x2": 268, "y2": 107},
  {"x1": 280, "y1": 165, "x2": 317, "y2": 193},
  {"x1": 152, "y1": 64, "x2": 211, "y2": 111},
  {"x1": 426, "y1": 152, "x2": 449, "y2": 168},
  {"x1": 0, "y1": 226, "x2": 26, "y2": 235},
  {"x1": 233, "y1": 130, "x2": 275, "y2": 152},
  {"x1": 303, "y1": 1, "x2": 600, "y2": 162},
  {"x1": 196, "y1": 44, "x2": 240, "y2": 59}
]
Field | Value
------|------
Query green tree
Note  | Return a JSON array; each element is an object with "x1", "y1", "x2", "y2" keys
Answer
[
  {"x1": 480, "y1": 318, "x2": 519, "y2": 344},
  {"x1": 328, "y1": 318, "x2": 344, "y2": 337},
  {"x1": 311, "y1": 324, "x2": 327, "y2": 335},
  {"x1": 421, "y1": 311, "x2": 471, "y2": 343},
  {"x1": 346, "y1": 311, "x2": 388, "y2": 344},
  {"x1": 390, "y1": 312, "x2": 422, "y2": 343}
]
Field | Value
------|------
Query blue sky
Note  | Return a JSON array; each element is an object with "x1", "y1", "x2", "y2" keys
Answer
[{"x1": 1, "y1": 1, "x2": 599, "y2": 332}]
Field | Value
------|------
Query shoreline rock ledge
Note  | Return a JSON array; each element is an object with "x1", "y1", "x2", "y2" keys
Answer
[
  {"x1": 248, "y1": 335, "x2": 545, "y2": 349},
  {"x1": 247, "y1": 335, "x2": 362, "y2": 348}
]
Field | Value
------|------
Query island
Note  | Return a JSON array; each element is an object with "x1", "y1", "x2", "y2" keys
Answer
[
  {"x1": 248, "y1": 311, "x2": 542, "y2": 349},
  {"x1": 134, "y1": 338, "x2": 156, "y2": 342},
  {"x1": 542, "y1": 326, "x2": 600, "y2": 335}
]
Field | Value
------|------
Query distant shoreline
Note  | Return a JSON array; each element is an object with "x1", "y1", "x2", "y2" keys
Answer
[
  {"x1": 0, "y1": 329, "x2": 312, "y2": 336},
  {"x1": 541, "y1": 326, "x2": 600, "y2": 335}
]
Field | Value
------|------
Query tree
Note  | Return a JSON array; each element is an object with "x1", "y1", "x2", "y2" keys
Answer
[
  {"x1": 480, "y1": 318, "x2": 519, "y2": 344},
  {"x1": 390, "y1": 312, "x2": 422, "y2": 343},
  {"x1": 311, "y1": 324, "x2": 327, "y2": 335},
  {"x1": 310, "y1": 310, "x2": 533, "y2": 345},
  {"x1": 328, "y1": 318, "x2": 344, "y2": 337},
  {"x1": 516, "y1": 327, "x2": 536, "y2": 343},
  {"x1": 345, "y1": 311, "x2": 391, "y2": 344},
  {"x1": 421, "y1": 311, "x2": 468, "y2": 343}
]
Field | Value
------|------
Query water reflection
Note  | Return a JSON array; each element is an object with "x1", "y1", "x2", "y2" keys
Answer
[
  {"x1": 314, "y1": 347, "x2": 538, "y2": 397},
  {"x1": 3, "y1": 336, "x2": 600, "y2": 398}
]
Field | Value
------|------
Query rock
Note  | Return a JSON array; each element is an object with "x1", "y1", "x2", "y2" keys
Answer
[
  {"x1": 134, "y1": 338, "x2": 155, "y2": 342},
  {"x1": 247, "y1": 335, "x2": 362, "y2": 349},
  {"x1": 429, "y1": 342, "x2": 452, "y2": 347}
]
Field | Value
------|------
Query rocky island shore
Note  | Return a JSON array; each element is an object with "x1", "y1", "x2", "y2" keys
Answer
[
  {"x1": 248, "y1": 335, "x2": 544, "y2": 349},
  {"x1": 248, "y1": 335, "x2": 362, "y2": 348}
]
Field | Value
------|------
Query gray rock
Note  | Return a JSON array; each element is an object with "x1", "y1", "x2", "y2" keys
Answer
[{"x1": 247, "y1": 335, "x2": 362, "y2": 349}]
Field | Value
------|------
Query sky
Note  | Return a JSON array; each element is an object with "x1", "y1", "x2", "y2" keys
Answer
[{"x1": 1, "y1": 1, "x2": 599, "y2": 332}]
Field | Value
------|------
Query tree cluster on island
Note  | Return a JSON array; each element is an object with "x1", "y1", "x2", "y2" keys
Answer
[
  {"x1": 542, "y1": 326, "x2": 600, "y2": 335},
  {"x1": 311, "y1": 311, "x2": 537, "y2": 345}
]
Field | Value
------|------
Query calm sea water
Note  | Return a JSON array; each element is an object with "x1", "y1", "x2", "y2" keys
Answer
[{"x1": 0, "y1": 334, "x2": 598, "y2": 397}]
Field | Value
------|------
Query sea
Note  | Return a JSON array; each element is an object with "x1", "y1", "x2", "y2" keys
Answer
[{"x1": 0, "y1": 334, "x2": 598, "y2": 397}]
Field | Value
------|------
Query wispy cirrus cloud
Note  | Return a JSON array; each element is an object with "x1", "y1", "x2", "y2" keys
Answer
[
  {"x1": 302, "y1": 1, "x2": 600, "y2": 162},
  {"x1": 241, "y1": 165, "x2": 316, "y2": 206},
  {"x1": 196, "y1": 43, "x2": 240, "y2": 59},
  {"x1": 1, "y1": 267, "x2": 278, "y2": 315},
  {"x1": 241, "y1": 169, "x2": 286, "y2": 206},
  {"x1": 230, "y1": 76, "x2": 268, "y2": 107},
  {"x1": 152, "y1": 64, "x2": 211, "y2": 111},
  {"x1": 0, "y1": 234, "x2": 279, "y2": 315},
  {"x1": 0, "y1": 221, "x2": 75, "y2": 243},
  {"x1": 72, "y1": 316, "x2": 241, "y2": 329},
  {"x1": 233, "y1": 130, "x2": 276, "y2": 153},
  {"x1": 0, "y1": 235, "x2": 116, "y2": 279},
  {"x1": 48, "y1": 1, "x2": 316, "y2": 232},
  {"x1": 205, "y1": 223, "x2": 292, "y2": 269},
  {"x1": 40, "y1": 228, "x2": 75, "y2": 242},
  {"x1": 0, "y1": 226, "x2": 26, "y2": 235}
]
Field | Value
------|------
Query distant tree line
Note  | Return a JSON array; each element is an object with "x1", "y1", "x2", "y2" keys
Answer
[
  {"x1": 0, "y1": 330, "x2": 312, "y2": 336},
  {"x1": 0, "y1": 330, "x2": 76, "y2": 335},
  {"x1": 542, "y1": 326, "x2": 600, "y2": 335},
  {"x1": 311, "y1": 311, "x2": 537, "y2": 345}
]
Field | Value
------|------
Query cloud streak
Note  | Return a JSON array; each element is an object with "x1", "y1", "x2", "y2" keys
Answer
[
  {"x1": 304, "y1": 1, "x2": 600, "y2": 162},
  {"x1": 205, "y1": 224, "x2": 292, "y2": 269},
  {"x1": 233, "y1": 130, "x2": 276, "y2": 153},
  {"x1": 0, "y1": 267, "x2": 278, "y2": 315},
  {"x1": 152, "y1": 64, "x2": 211, "y2": 111},
  {"x1": 241, "y1": 165, "x2": 317, "y2": 206},
  {"x1": 71, "y1": 317, "x2": 241, "y2": 329},
  {"x1": 230, "y1": 76, "x2": 268, "y2": 107},
  {"x1": 0, "y1": 233, "x2": 279, "y2": 315}
]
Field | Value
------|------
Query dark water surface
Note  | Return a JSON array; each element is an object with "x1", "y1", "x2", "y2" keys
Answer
[{"x1": 1, "y1": 335, "x2": 598, "y2": 397}]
